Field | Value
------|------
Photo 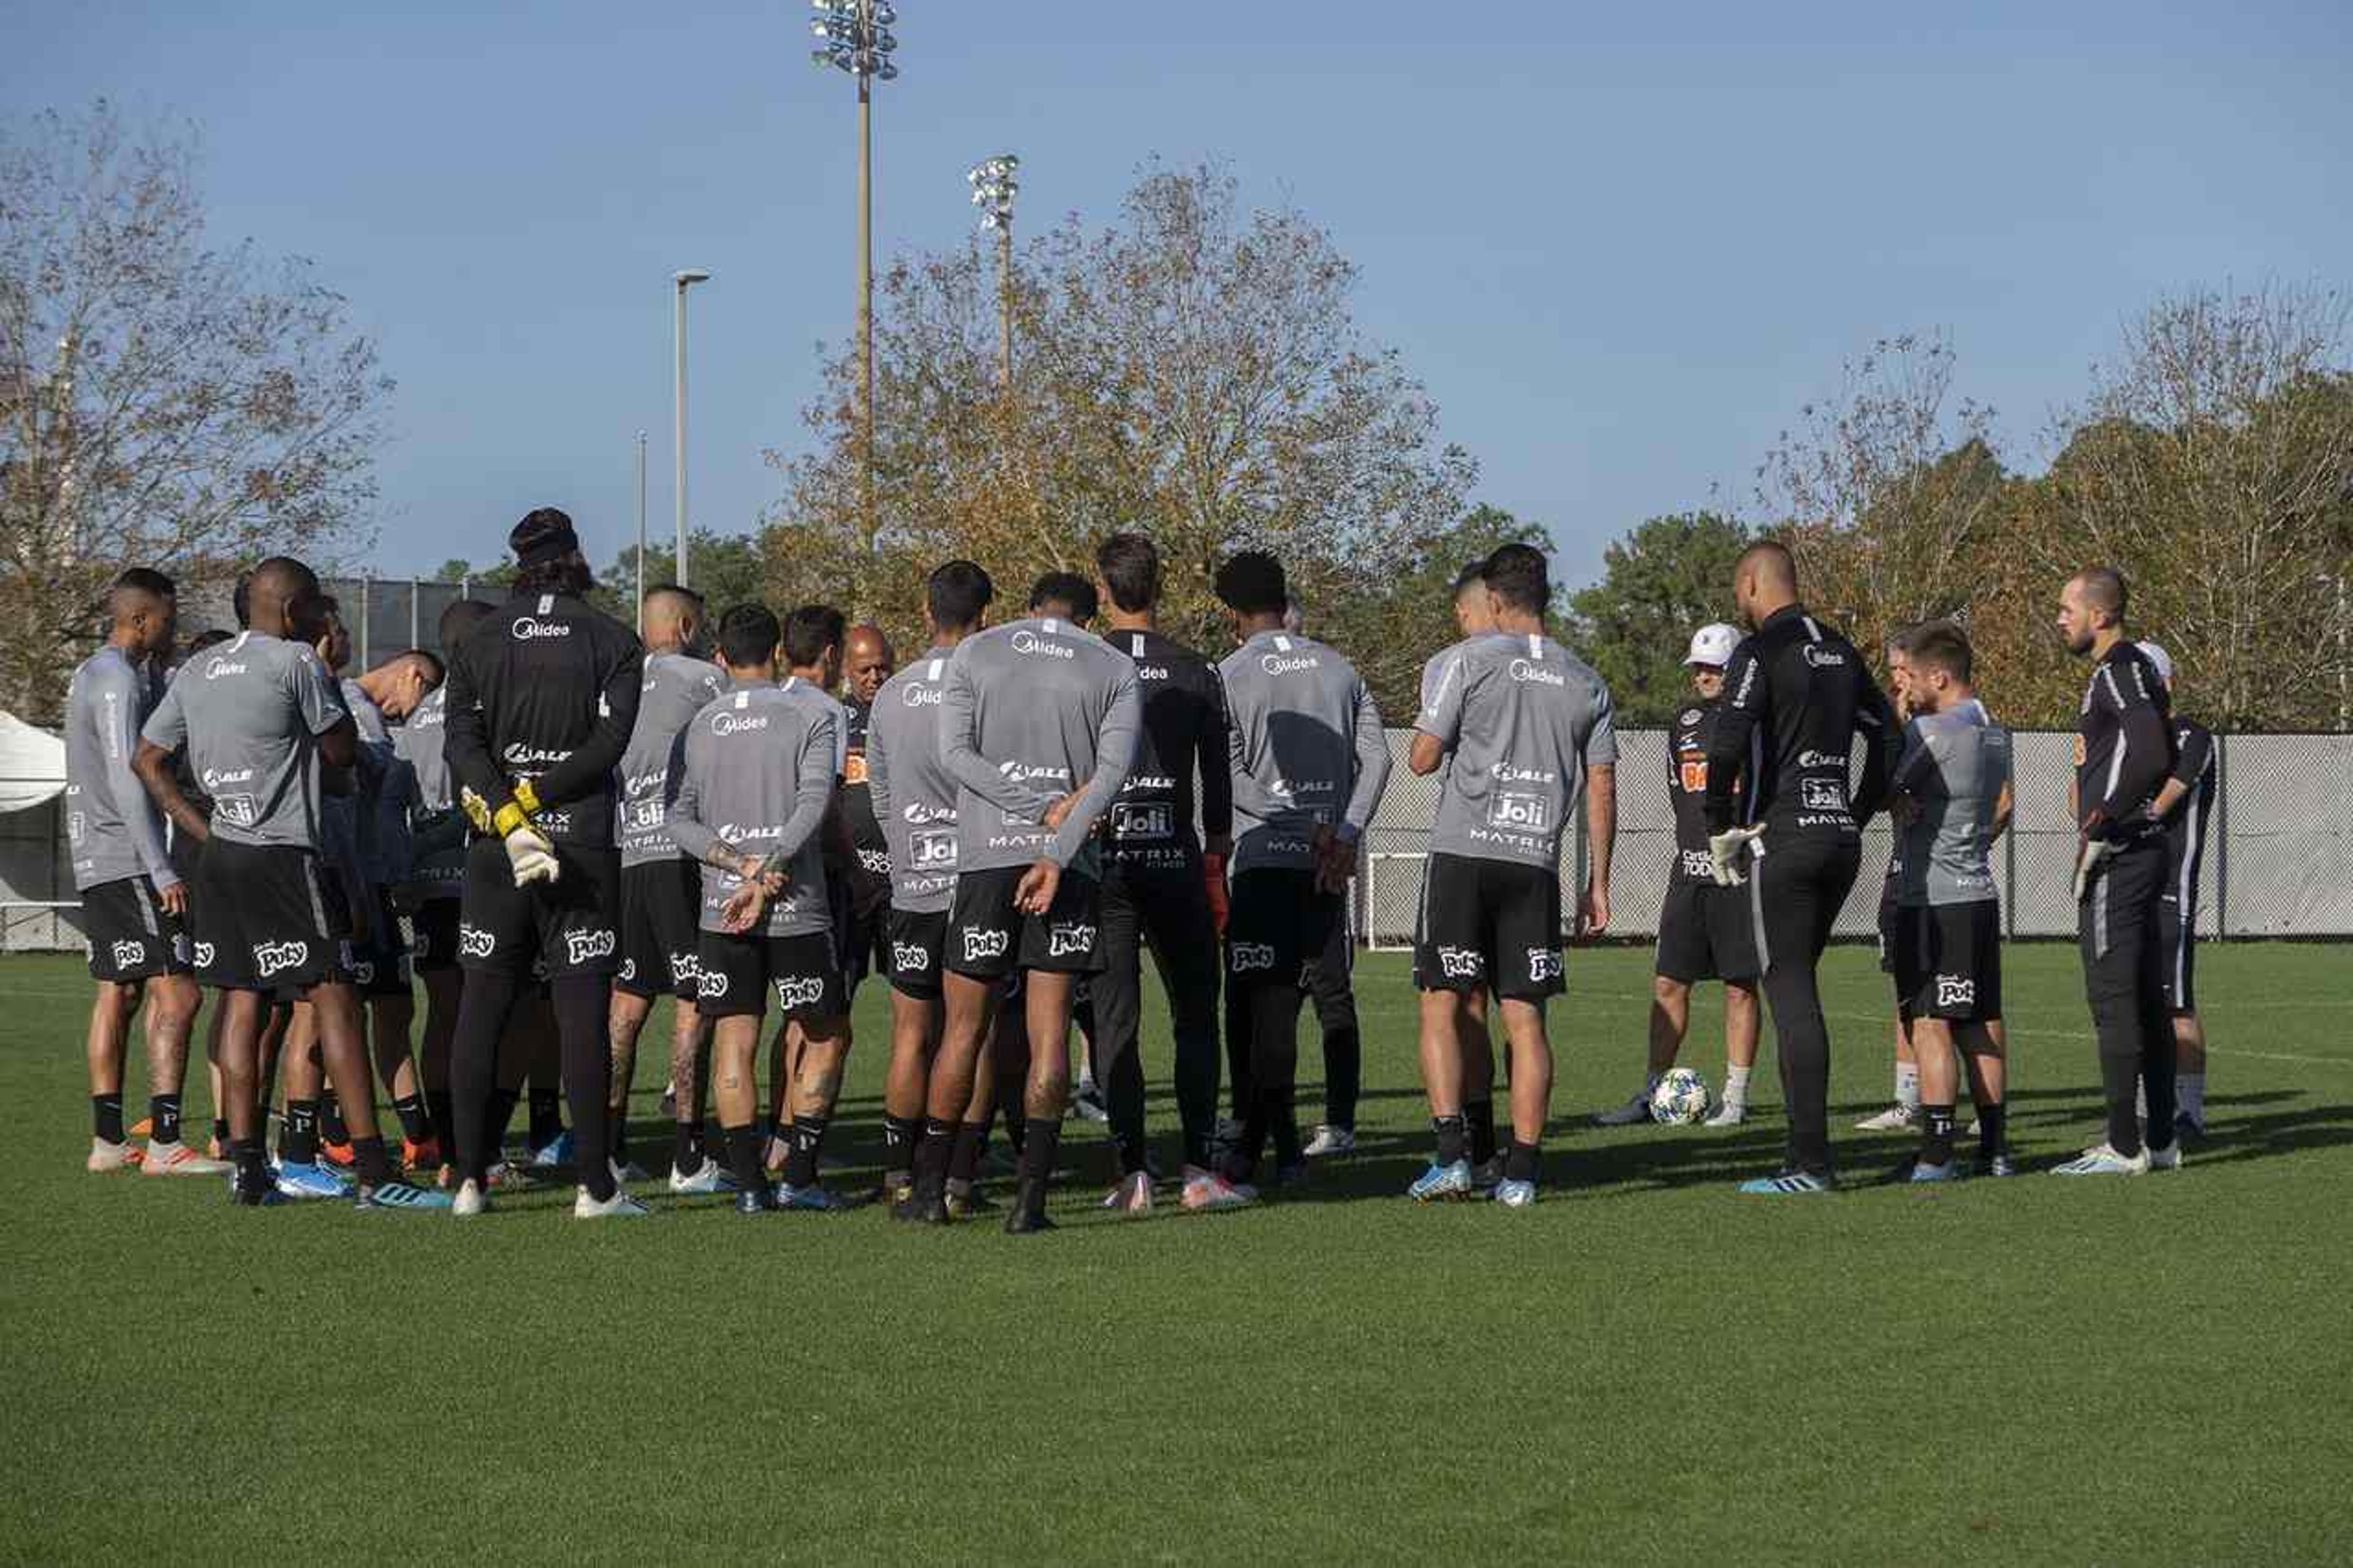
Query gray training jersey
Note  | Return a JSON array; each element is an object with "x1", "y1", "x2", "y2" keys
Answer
[
  {"x1": 1894, "y1": 699, "x2": 2009, "y2": 907},
  {"x1": 616, "y1": 651, "x2": 727, "y2": 868},
  {"x1": 664, "y1": 676, "x2": 839, "y2": 937},
  {"x1": 64, "y1": 645, "x2": 176, "y2": 892},
  {"x1": 394, "y1": 685, "x2": 464, "y2": 901},
  {"x1": 338, "y1": 678, "x2": 411, "y2": 889},
  {"x1": 866, "y1": 646, "x2": 962, "y2": 914},
  {"x1": 938, "y1": 616, "x2": 1141, "y2": 876},
  {"x1": 142, "y1": 630, "x2": 346, "y2": 852},
  {"x1": 1417, "y1": 631, "x2": 1616, "y2": 871},
  {"x1": 1221, "y1": 631, "x2": 1392, "y2": 876}
]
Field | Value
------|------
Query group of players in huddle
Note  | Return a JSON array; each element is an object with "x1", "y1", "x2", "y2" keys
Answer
[{"x1": 60, "y1": 505, "x2": 2214, "y2": 1224}]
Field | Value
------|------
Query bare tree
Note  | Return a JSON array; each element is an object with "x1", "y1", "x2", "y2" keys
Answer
[{"x1": 1, "y1": 101, "x2": 390, "y2": 720}]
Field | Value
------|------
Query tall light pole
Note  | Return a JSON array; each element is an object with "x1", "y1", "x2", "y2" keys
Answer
[
  {"x1": 969, "y1": 153, "x2": 1018, "y2": 392},
  {"x1": 634, "y1": 430, "x2": 648, "y2": 634},
  {"x1": 812, "y1": 0, "x2": 900, "y2": 548},
  {"x1": 672, "y1": 268, "x2": 710, "y2": 589}
]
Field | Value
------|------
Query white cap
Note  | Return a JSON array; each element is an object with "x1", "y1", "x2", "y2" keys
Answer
[
  {"x1": 1685, "y1": 623, "x2": 1740, "y2": 668},
  {"x1": 2138, "y1": 640, "x2": 2173, "y2": 687}
]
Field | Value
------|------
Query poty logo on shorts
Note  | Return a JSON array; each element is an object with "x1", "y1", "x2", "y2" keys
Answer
[
  {"x1": 511, "y1": 616, "x2": 573, "y2": 640},
  {"x1": 1260, "y1": 653, "x2": 1320, "y2": 676},
  {"x1": 1527, "y1": 947, "x2": 1562, "y2": 983},
  {"x1": 1047, "y1": 922, "x2": 1095, "y2": 957},
  {"x1": 698, "y1": 971, "x2": 730, "y2": 1001},
  {"x1": 458, "y1": 923, "x2": 497, "y2": 960},
  {"x1": 171, "y1": 934, "x2": 191, "y2": 965},
  {"x1": 1010, "y1": 630, "x2": 1074, "y2": 659},
  {"x1": 670, "y1": 953, "x2": 700, "y2": 984},
  {"x1": 193, "y1": 941, "x2": 217, "y2": 968},
  {"x1": 1509, "y1": 659, "x2": 1566, "y2": 687},
  {"x1": 110, "y1": 939, "x2": 146, "y2": 969},
  {"x1": 1437, "y1": 946, "x2": 1484, "y2": 980},
  {"x1": 711, "y1": 710, "x2": 770, "y2": 736},
  {"x1": 893, "y1": 941, "x2": 932, "y2": 972},
  {"x1": 962, "y1": 928, "x2": 1010, "y2": 963},
  {"x1": 1230, "y1": 942, "x2": 1276, "y2": 972},
  {"x1": 1935, "y1": 974, "x2": 1976, "y2": 1009},
  {"x1": 773, "y1": 975, "x2": 828, "y2": 1010},
  {"x1": 565, "y1": 929, "x2": 616, "y2": 965},
  {"x1": 350, "y1": 957, "x2": 376, "y2": 985},
  {"x1": 254, "y1": 940, "x2": 309, "y2": 979},
  {"x1": 618, "y1": 957, "x2": 637, "y2": 983}
]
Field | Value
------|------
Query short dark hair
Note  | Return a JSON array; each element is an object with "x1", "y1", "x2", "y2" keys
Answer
[
  {"x1": 1214, "y1": 550, "x2": 1287, "y2": 615},
  {"x1": 439, "y1": 598, "x2": 495, "y2": 650},
  {"x1": 1452, "y1": 559, "x2": 1487, "y2": 596},
  {"x1": 645, "y1": 581, "x2": 701, "y2": 605},
  {"x1": 1482, "y1": 542, "x2": 1550, "y2": 614},
  {"x1": 113, "y1": 567, "x2": 176, "y2": 600},
  {"x1": 1885, "y1": 623, "x2": 1923, "y2": 658},
  {"x1": 1737, "y1": 538, "x2": 1798, "y2": 591},
  {"x1": 377, "y1": 648, "x2": 446, "y2": 687},
  {"x1": 717, "y1": 604, "x2": 781, "y2": 668},
  {"x1": 1029, "y1": 571, "x2": 1097, "y2": 622},
  {"x1": 1908, "y1": 621, "x2": 1973, "y2": 685},
  {"x1": 927, "y1": 560, "x2": 993, "y2": 631},
  {"x1": 1096, "y1": 532, "x2": 1162, "y2": 613},
  {"x1": 2077, "y1": 565, "x2": 2128, "y2": 619},
  {"x1": 783, "y1": 604, "x2": 846, "y2": 668}
]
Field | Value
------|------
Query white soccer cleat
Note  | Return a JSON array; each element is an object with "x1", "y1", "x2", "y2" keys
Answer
[
  {"x1": 1854, "y1": 1104, "x2": 1917, "y2": 1132},
  {"x1": 1100, "y1": 1171, "x2": 1153, "y2": 1214},
  {"x1": 87, "y1": 1137, "x2": 142, "y2": 1173},
  {"x1": 2145, "y1": 1141, "x2": 2184, "y2": 1172},
  {"x1": 1302, "y1": 1124, "x2": 1355, "y2": 1157},
  {"x1": 140, "y1": 1141, "x2": 232, "y2": 1177},
  {"x1": 451, "y1": 1178, "x2": 488, "y2": 1217},
  {"x1": 668, "y1": 1159, "x2": 735, "y2": 1195},
  {"x1": 1703, "y1": 1099, "x2": 1748, "y2": 1127},
  {"x1": 574, "y1": 1186, "x2": 651, "y2": 1218},
  {"x1": 1593, "y1": 1089, "x2": 1654, "y2": 1126},
  {"x1": 2050, "y1": 1143, "x2": 2151, "y2": 1177}
]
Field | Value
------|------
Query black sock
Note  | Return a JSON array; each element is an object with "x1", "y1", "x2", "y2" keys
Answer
[
  {"x1": 283, "y1": 1099, "x2": 320, "y2": 1165},
  {"x1": 350, "y1": 1134, "x2": 395, "y2": 1187},
  {"x1": 93, "y1": 1093, "x2": 125, "y2": 1145},
  {"x1": 1922, "y1": 1103, "x2": 1956, "y2": 1166},
  {"x1": 391, "y1": 1094, "x2": 430, "y2": 1143},
  {"x1": 489, "y1": 1088, "x2": 521, "y2": 1148},
  {"x1": 528, "y1": 1089, "x2": 562, "y2": 1149},
  {"x1": 425, "y1": 1091, "x2": 453, "y2": 1149},
  {"x1": 672, "y1": 1120, "x2": 703, "y2": 1176},
  {"x1": 232, "y1": 1137, "x2": 269, "y2": 1199},
  {"x1": 319, "y1": 1089, "x2": 348, "y2": 1145},
  {"x1": 723, "y1": 1123, "x2": 764, "y2": 1195},
  {"x1": 784, "y1": 1115, "x2": 828, "y2": 1187},
  {"x1": 211, "y1": 1116, "x2": 230, "y2": 1151},
  {"x1": 1503, "y1": 1139, "x2": 1541, "y2": 1183},
  {"x1": 1465, "y1": 1099, "x2": 1498, "y2": 1165},
  {"x1": 1018, "y1": 1116, "x2": 1061, "y2": 1191},
  {"x1": 914, "y1": 1118, "x2": 956, "y2": 1197},
  {"x1": 609, "y1": 1111, "x2": 630, "y2": 1169},
  {"x1": 947, "y1": 1119, "x2": 985, "y2": 1187},
  {"x1": 882, "y1": 1114, "x2": 918, "y2": 1180},
  {"x1": 1432, "y1": 1113, "x2": 1467, "y2": 1167},
  {"x1": 150, "y1": 1093, "x2": 183, "y2": 1147},
  {"x1": 1977, "y1": 1102, "x2": 2006, "y2": 1159}
]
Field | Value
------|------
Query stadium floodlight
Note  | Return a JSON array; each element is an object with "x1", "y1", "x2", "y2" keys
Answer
[{"x1": 969, "y1": 153, "x2": 1020, "y2": 388}]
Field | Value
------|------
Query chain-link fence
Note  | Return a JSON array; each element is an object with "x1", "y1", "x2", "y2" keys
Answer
[
  {"x1": 175, "y1": 574, "x2": 481, "y2": 664},
  {"x1": 1360, "y1": 728, "x2": 2353, "y2": 946}
]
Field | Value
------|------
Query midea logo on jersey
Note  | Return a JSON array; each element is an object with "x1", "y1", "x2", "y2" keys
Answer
[
  {"x1": 962, "y1": 928, "x2": 1010, "y2": 962},
  {"x1": 1801, "y1": 645, "x2": 1846, "y2": 668},
  {"x1": 1010, "y1": 631, "x2": 1074, "y2": 659},
  {"x1": 1490, "y1": 762, "x2": 1557, "y2": 785},
  {"x1": 1260, "y1": 654, "x2": 1320, "y2": 676},
  {"x1": 201, "y1": 656, "x2": 249, "y2": 679},
  {"x1": 1047, "y1": 922, "x2": 1095, "y2": 957},
  {"x1": 893, "y1": 941, "x2": 933, "y2": 972},
  {"x1": 458, "y1": 924, "x2": 497, "y2": 960},
  {"x1": 1679, "y1": 708, "x2": 1703, "y2": 727},
  {"x1": 111, "y1": 939, "x2": 146, "y2": 969},
  {"x1": 1509, "y1": 659, "x2": 1566, "y2": 687},
  {"x1": 1229, "y1": 942, "x2": 1276, "y2": 972},
  {"x1": 711, "y1": 710, "x2": 770, "y2": 736},
  {"x1": 254, "y1": 940, "x2": 309, "y2": 979},
  {"x1": 564, "y1": 930, "x2": 615, "y2": 965},
  {"x1": 1527, "y1": 948, "x2": 1562, "y2": 983},
  {"x1": 901, "y1": 684, "x2": 942, "y2": 707},
  {"x1": 1935, "y1": 974, "x2": 1976, "y2": 1009},
  {"x1": 511, "y1": 617, "x2": 573, "y2": 640},
  {"x1": 773, "y1": 975, "x2": 828, "y2": 1010},
  {"x1": 1136, "y1": 664, "x2": 1169, "y2": 681},
  {"x1": 1436, "y1": 946, "x2": 1484, "y2": 980},
  {"x1": 997, "y1": 760, "x2": 1070, "y2": 785}
]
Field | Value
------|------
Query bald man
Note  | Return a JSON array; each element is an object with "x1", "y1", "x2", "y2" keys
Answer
[
  {"x1": 612, "y1": 585, "x2": 727, "y2": 1189},
  {"x1": 838, "y1": 624, "x2": 896, "y2": 1002}
]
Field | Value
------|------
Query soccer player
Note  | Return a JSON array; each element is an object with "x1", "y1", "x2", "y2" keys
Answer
[
  {"x1": 2052, "y1": 568, "x2": 2181, "y2": 1176},
  {"x1": 66, "y1": 569, "x2": 220, "y2": 1176},
  {"x1": 1407, "y1": 543, "x2": 1614, "y2": 1205},
  {"x1": 664, "y1": 604, "x2": 846, "y2": 1212},
  {"x1": 1856, "y1": 626, "x2": 1925, "y2": 1133},
  {"x1": 2135, "y1": 642, "x2": 2216, "y2": 1138},
  {"x1": 1886, "y1": 623, "x2": 2013, "y2": 1180},
  {"x1": 132, "y1": 556, "x2": 445, "y2": 1209},
  {"x1": 1596, "y1": 621, "x2": 1761, "y2": 1127},
  {"x1": 608, "y1": 585, "x2": 726, "y2": 1189},
  {"x1": 839, "y1": 622, "x2": 897, "y2": 1001},
  {"x1": 898, "y1": 572, "x2": 1140, "y2": 1232},
  {"x1": 870, "y1": 562, "x2": 998, "y2": 1211},
  {"x1": 1213, "y1": 551, "x2": 1390, "y2": 1206},
  {"x1": 441, "y1": 509, "x2": 646, "y2": 1218},
  {"x1": 1088, "y1": 532, "x2": 1231, "y2": 1211},
  {"x1": 1702, "y1": 540, "x2": 1895, "y2": 1195},
  {"x1": 765, "y1": 604, "x2": 852, "y2": 1174}
]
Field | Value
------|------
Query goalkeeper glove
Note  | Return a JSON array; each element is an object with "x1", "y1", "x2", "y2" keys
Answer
[
  {"x1": 1707, "y1": 825, "x2": 1764, "y2": 887},
  {"x1": 491, "y1": 786, "x2": 559, "y2": 888}
]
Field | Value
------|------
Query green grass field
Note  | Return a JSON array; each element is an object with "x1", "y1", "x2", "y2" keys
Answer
[{"x1": 3, "y1": 941, "x2": 2348, "y2": 1563}]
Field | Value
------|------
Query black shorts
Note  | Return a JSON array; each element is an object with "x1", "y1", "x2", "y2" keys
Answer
[
  {"x1": 2158, "y1": 892, "x2": 2197, "y2": 1014},
  {"x1": 1413, "y1": 851, "x2": 1563, "y2": 1002},
  {"x1": 81, "y1": 875, "x2": 191, "y2": 982},
  {"x1": 694, "y1": 928, "x2": 845, "y2": 1020},
  {"x1": 1876, "y1": 882, "x2": 1900, "y2": 974},
  {"x1": 616, "y1": 858, "x2": 703, "y2": 1001},
  {"x1": 946, "y1": 865, "x2": 1104, "y2": 979},
  {"x1": 409, "y1": 900, "x2": 461, "y2": 974},
  {"x1": 832, "y1": 876, "x2": 888, "y2": 996},
  {"x1": 456, "y1": 836, "x2": 621, "y2": 982},
  {"x1": 344, "y1": 888, "x2": 411, "y2": 998},
  {"x1": 191, "y1": 840, "x2": 350, "y2": 993},
  {"x1": 1229, "y1": 866, "x2": 1345, "y2": 992},
  {"x1": 1655, "y1": 877, "x2": 1759, "y2": 985},
  {"x1": 1894, "y1": 901, "x2": 2003, "y2": 1023},
  {"x1": 885, "y1": 907, "x2": 949, "y2": 1001}
]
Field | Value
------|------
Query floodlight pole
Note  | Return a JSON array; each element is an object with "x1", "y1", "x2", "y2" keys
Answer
[
  {"x1": 856, "y1": 0, "x2": 876, "y2": 550},
  {"x1": 672, "y1": 270, "x2": 711, "y2": 589},
  {"x1": 634, "y1": 430, "x2": 648, "y2": 634}
]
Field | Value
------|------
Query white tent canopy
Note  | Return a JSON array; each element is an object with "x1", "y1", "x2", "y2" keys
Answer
[{"x1": 0, "y1": 710, "x2": 67, "y2": 815}]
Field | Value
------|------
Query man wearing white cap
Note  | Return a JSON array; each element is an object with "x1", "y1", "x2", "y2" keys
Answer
[
  {"x1": 1594, "y1": 623, "x2": 1762, "y2": 1126},
  {"x1": 2136, "y1": 640, "x2": 2217, "y2": 1138}
]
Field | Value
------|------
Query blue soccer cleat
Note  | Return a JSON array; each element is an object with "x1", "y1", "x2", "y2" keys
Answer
[
  {"x1": 1491, "y1": 1178, "x2": 1538, "y2": 1208},
  {"x1": 1737, "y1": 1168, "x2": 1836, "y2": 1195},
  {"x1": 354, "y1": 1181, "x2": 454, "y2": 1212},
  {"x1": 775, "y1": 1182, "x2": 847, "y2": 1212},
  {"x1": 1908, "y1": 1160, "x2": 1961, "y2": 1184},
  {"x1": 274, "y1": 1160, "x2": 352, "y2": 1200},
  {"x1": 1408, "y1": 1159, "x2": 1474, "y2": 1202},
  {"x1": 529, "y1": 1129, "x2": 575, "y2": 1170}
]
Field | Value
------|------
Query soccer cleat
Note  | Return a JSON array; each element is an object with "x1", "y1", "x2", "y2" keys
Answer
[
  {"x1": 1180, "y1": 1170, "x2": 1257, "y2": 1211},
  {"x1": 1002, "y1": 1187, "x2": 1056, "y2": 1235},
  {"x1": 2146, "y1": 1141, "x2": 2184, "y2": 1172},
  {"x1": 529, "y1": 1130, "x2": 574, "y2": 1170},
  {"x1": 1492, "y1": 1178, "x2": 1538, "y2": 1208},
  {"x1": 775, "y1": 1182, "x2": 846, "y2": 1212},
  {"x1": 140, "y1": 1142, "x2": 232, "y2": 1178},
  {"x1": 1908, "y1": 1159, "x2": 1961, "y2": 1184},
  {"x1": 320, "y1": 1139, "x2": 357, "y2": 1170},
  {"x1": 944, "y1": 1180, "x2": 995, "y2": 1218},
  {"x1": 2172, "y1": 1112, "x2": 2206, "y2": 1142},
  {"x1": 1854, "y1": 1105, "x2": 1917, "y2": 1132},
  {"x1": 87, "y1": 1137, "x2": 143, "y2": 1173},
  {"x1": 355, "y1": 1181, "x2": 453, "y2": 1212},
  {"x1": 273, "y1": 1160, "x2": 350, "y2": 1200},
  {"x1": 2050, "y1": 1143, "x2": 2150, "y2": 1177},
  {"x1": 1737, "y1": 1168, "x2": 1836, "y2": 1195},
  {"x1": 230, "y1": 1182, "x2": 289, "y2": 1207},
  {"x1": 1703, "y1": 1100, "x2": 1748, "y2": 1128},
  {"x1": 1974, "y1": 1153, "x2": 2017, "y2": 1178},
  {"x1": 402, "y1": 1135, "x2": 442, "y2": 1175},
  {"x1": 1470, "y1": 1154, "x2": 1506, "y2": 1194},
  {"x1": 1101, "y1": 1171, "x2": 1153, "y2": 1214},
  {"x1": 610, "y1": 1156, "x2": 650, "y2": 1185},
  {"x1": 1071, "y1": 1084, "x2": 1110, "y2": 1124},
  {"x1": 735, "y1": 1186, "x2": 779, "y2": 1215},
  {"x1": 450, "y1": 1179, "x2": 488, "y2": 1218},
  {"x1": 1408, "y1": 1159, "x2": 1475, "y2": 1202},
  {"x1": 892, "y1": 1189, "x2": 951, "y2": 1224},
  {"x1": 1271, "y1": 1160, "x2": 1309, "y2": 1191},
  {"x1": 1302, "y1": 1124, "x2": 1355, "y2": 1157},
  {"x1": 574, "y1": 1186, "x2": 651, "y2": 1218},
  {"x1": 668, "y1": 1159, "x2": 738, "y2": 1195},
  {"x1": 484, "y1": 1161, "x2": 525, "y2": 1189},
  {"x1": 1592, "y1": 1089, "x2": 1654, "y2": 1126}
]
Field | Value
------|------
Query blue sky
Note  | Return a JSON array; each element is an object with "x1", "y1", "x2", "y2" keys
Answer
[{"x1": 10, "y1": 1, "x2": 2349, "y2": 587}]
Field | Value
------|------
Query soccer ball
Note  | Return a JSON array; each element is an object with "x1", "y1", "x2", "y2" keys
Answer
[{"x1": 1649, "y1": 1068, "x2": 1711, "y2": 1125}]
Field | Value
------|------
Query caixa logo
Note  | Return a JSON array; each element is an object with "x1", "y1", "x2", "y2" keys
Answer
[
  {"x1": 110, "y1": 939, "x2": 147, "y2": 969},
  {"x1": 961, "y1": 928, "x2": 1010, "y2": 963},
  {"x1": 564, "y1": 928, "x2": 616, "y2": 965},
  {"x1": 893, "y1": 941, "x2": 933, "y2": 972},
  {"x1": 773, "y1": 975, "x2": 828, "y2": 1010},
  {"x1": 254, "y1": 940, "x2": 309, "y2": 979},
  {"x1": 1010, "y1": 630, "x2": 1074, "y2": 659},
  {"x1": 511, "y1": 616, "x2": 573, "y2": 640},
  {"x1": 1526, "y1": 947, "x2": 1563, "y2": 983},
  {"x1": 1229, "y1": 942, "x2": 1276, "y2": 972}
]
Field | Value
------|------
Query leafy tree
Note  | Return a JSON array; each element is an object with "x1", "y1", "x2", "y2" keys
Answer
[{"x1": 1564, "y1": 512, "x2": 1751, "y2": 725}]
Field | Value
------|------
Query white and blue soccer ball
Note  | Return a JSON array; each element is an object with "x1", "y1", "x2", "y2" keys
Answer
[{"x1": 1649, "y1": 1067, "x2": 1712, "y2": 1125}]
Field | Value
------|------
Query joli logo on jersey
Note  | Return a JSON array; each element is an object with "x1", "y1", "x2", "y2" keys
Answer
[
  {"x1": 1488, "y1": 792, "x2": 1548, "y2": 831},
  {"x1": 1111, "y1": 801, "x2": 1173, "y2": 841},
  {"x1": 910, "y1": 829, "x2": 958, "y2": 870},
  {"x1": 1800, "y1": 778, "x2": 1847, "y2": 812}
]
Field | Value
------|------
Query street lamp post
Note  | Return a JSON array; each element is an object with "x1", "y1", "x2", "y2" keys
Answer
[
  {"x1": 634, "y1": 430, "x2": 648, "y2": 634},
  {"x1": 969, "y1": 154, "x2": 1018, "y2": 392},
  {"x1": 812, "y1": 0, "x2": 900, "y2": 549},
  {"x1": 672, "y1": 268, "x2": 711, "y2": 590}
]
